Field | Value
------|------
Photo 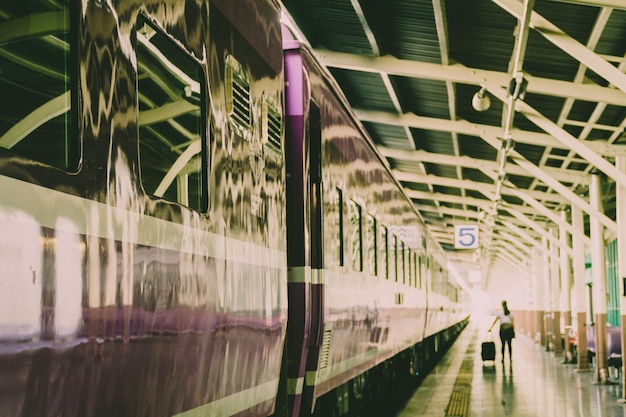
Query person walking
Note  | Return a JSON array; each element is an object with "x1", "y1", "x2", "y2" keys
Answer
[{"x1": 488, "y1": 300, "x2": 515, "y2": 363}]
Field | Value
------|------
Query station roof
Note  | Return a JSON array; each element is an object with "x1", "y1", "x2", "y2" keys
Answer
[{"x1": 281, "y1": 0, "x2": 626, "y2": 293}]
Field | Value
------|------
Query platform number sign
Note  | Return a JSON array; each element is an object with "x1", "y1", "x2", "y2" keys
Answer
[{"x1": 454, "y1": 225, "x2": 479, "y2": 249}]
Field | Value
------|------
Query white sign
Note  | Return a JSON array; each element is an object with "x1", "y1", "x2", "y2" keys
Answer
[{"x1": 454, "y1": 225, "x2": 479, "y2": 249}]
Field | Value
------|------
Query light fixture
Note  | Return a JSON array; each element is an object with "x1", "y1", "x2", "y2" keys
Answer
[
  {"x1": 472, "y1": 87, "x2": 491, "y2": 111},
  {"x1": 501, "y1": 138, "x2": 515, "y2": 154},
  {"x1": 507, "y1": 76, "x2": 529, "y2": 100}
]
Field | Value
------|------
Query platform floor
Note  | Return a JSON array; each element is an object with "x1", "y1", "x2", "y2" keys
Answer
[{"x1": 396, "y1": 318, "x2": 626, "y2": 417}]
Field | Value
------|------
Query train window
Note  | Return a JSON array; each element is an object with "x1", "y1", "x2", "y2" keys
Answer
[
  {"x1": 413, "y1": 251, "x2": 418, "y2": 288},
  {"x1": 380, "y1": 225, "x2": 388, "y2": 279},
  {"x1": 391, "y1": 234, "x2": 397, "y2": 282},
  {"x1": 309, "y1": 101, "x2": 322, "y2": 268},
  {"x1": 336, "y1": 187, "x2": 344, "y2": 267},
  {"x1": 418, "y1": 255, "x2": 423, "y2": 289},
  {"x1": 408, "y1": 249, "x2": 413, "y2": 287},
  {"x1": 136, "y1": 16, "x2": 206, "y2": 211},
  {"x1": 0, "y1": 0, "x2": 78, "y2": 171},
  {"x1": 349, "y1": 200, "x2": 363, "y2": 272},
  {"x1": 366, "y1": 214, "x2": 377, "y2": 276},
  {"x1": 406, "y1": 247, "x2": 410, "y2": 286},
  {"x1": 411, "y1": 251, "x2": 419, "y2": 288},
  {"x1": 226, "y1": 55, "x2": 250, "y2": 140},
  {"x1": 401, "y1": 241, "x2": 406, "y2": 284}
]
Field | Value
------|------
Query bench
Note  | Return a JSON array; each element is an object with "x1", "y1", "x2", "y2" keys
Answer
[{"x1": 586, "y1": 325, "x2": 622, "y2": 380}]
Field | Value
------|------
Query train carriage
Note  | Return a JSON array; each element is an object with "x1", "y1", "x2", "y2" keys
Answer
[
  {"x1": 0, "y1": 0, "x2": 286, "y2": 416},
  {"x1": 282, "y1": 35, "x2": 468, "y2": 417}
]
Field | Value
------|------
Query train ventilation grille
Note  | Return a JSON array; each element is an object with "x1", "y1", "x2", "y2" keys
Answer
[
  {"x1": 263, "y1": 97, "x2": 282, "y2": 152},
  {"x1": 225, "y1": 55, "x2": 250, "y2": 138},
  {"x1": 318, "y1": 329, "x2": 333, "y2": 370}
]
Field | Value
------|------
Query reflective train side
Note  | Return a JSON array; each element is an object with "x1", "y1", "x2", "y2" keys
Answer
[
  {"x1": 1, "y1": 1, "x2": 286, "y2": 416},
  {"x1": 0, "y1": 1, "x2": 469, "y2": 416}
]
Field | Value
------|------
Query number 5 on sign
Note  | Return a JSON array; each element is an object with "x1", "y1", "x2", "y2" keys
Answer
[{"x1": 454, "y1": 225, "x2": 479, "y2": 249}]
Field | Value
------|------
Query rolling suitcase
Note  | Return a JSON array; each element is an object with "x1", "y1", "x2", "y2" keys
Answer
[{"x1": 481, "y1": 332, "x2": 496, "y2": 361}]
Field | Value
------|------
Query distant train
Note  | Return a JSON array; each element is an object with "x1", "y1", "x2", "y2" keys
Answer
[{"x1": 0, "y1": 1, "x2": 469, "y2": 416}]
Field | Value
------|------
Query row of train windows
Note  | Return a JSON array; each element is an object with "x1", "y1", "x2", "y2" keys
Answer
[
  {"x1": 335, "y1": 188, "x2": 425, "y2": 289},
  {"x1": 0, "y1": 4, "x2": 281, "y2": 212}
]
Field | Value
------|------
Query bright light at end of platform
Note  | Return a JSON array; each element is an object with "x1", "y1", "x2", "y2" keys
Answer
[
  {"x1": 446, "y1": 262, "x2": 471, "y2": 293},
  {"x1": 468, "y1": 269, "x2": 481, "y2": 284}
]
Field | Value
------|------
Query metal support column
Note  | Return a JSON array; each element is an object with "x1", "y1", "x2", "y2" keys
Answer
[
  {"x1": 616, "y1": 156, "x2": 626, "y2": 398},
  {"x1": 530, "y1": 255, "x2": 540, "y2": 342},
  {"x1": 572, "y1": 204, "x2": 590, "y2": 372},
  {"x1": 590, "y1": 172, "x2": 608, "y2": 383},
  {"x1": 542, "y1": 237, "x2": 551, "y2": 349},
  {"x1": 532, "y1": 246, "x2": 542, "y2": 344},
  {"x1": 560, "y1": 210, "x2": 573, "y2": 363},
  {"x1": 550, "y1": 226, "x2": 562, "y2": 356}
]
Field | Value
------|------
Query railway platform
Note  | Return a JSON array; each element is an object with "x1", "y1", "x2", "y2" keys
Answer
[{"x1": 395, "y1": 316, "x2": 626, "y2": 417}]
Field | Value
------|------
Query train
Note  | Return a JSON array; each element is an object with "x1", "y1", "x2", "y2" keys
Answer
[{"x1": 0, "y1": 1, "x2": 470, "y2": 416}]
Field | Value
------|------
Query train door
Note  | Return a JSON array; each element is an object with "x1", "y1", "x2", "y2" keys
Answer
[
  {"x1": 282, "y1": 44, "x2": 314, "y2": 417},
  {"x1": 282, "y1": 41, "x2": 325, "y2": 416},
  {"x1": 302, "y1": 101, "x2": 324, "y2": 414}
]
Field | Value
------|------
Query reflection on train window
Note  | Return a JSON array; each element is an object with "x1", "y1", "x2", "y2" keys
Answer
[
  {"x1": 390, "y1": 234, "x2": 397, "y2": 282},
  {"x1": 366, "y1": 214, "x2": 377, "y2": 276},
  {"x1": 413, "y1": 251, "x2": 418, "y2": 288},
  {"x1": 336, "y1": 187, "x2": 344, "y2": 267},
  {"x1": 136, "y1": 16, "x2": 205, "y2": 211},
  {"x1": 380, "y1": 225, "x2": 388, "y2": 279},
  {"x1": 425, "y1": 256, "x2": 431, "y2": 290},
  {"x1": 401, "y1": 241, "x2": 406, "y2": 284},
  {"x1": 417, "y1": 255, "x2": 423, "y2": 289},
  {"x1": 412, "y1": 251, "x2": 418, "y2": 288},
  {"x1": 308, "y1": 101, "x2": 321, "y2": 268},
  {"x1": 349, "y1": 200, "x2": 362, "y2": 272},
  {"x1": 408, "y1": 249, "x2": 413, "y2": 287},
  {"x1": 406, "y1": 247, "x2": 410, "y2": 285},
  {"x1": 226, "y1": 54, "x2": 250, "y2": 140},
  {"x1": 0, "y1": 0, "x2": 77, "y2": 171}
]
